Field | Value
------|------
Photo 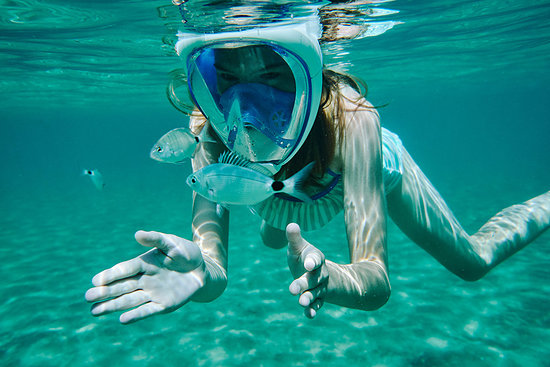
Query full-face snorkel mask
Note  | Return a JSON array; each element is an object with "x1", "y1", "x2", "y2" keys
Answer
[{"x1": 175, "y1": 17, "x2": 323, "y2": 174}]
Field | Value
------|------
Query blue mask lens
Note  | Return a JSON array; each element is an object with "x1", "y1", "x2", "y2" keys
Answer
[{"x1": 219, "y1": 83, "x2": 297, "y2": 149}]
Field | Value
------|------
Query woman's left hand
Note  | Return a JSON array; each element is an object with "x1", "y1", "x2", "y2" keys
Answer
[{"x1": 286, "y1": 223, "x2": 329, "y2": 319}]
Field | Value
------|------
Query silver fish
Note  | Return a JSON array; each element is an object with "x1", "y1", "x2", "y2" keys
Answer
[
  {"x1": 186, "y1": 153, "x2": 314, "y2": 206},
  {"x1": 82, "y1": 169, "x2": 105, "y2": 190},
  {"x1": 150, "y1": 127, "x2": 215, "y2": 163}
]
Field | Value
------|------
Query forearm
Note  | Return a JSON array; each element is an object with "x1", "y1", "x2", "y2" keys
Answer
[
  {"x1": 190, "y1": 193, "x2": 229, "y2": 302},
  {"x1": 191, "y1": 253, "x2": 228, "y2": 302},
  {"x1": 325, "y1": 259, "x2": 390, "y2": 311}
]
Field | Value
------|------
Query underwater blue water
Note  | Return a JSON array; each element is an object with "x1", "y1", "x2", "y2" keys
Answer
[{"x1": 1, "y1": 1, "x2": 549, "y2": 366}]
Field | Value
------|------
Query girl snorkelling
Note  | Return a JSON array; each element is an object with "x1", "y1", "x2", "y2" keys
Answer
[{"x1": 85, "y1": 10, "x2": 549, "y2": 324}]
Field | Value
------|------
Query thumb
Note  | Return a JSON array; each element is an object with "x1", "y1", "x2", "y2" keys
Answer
[
  {"x1": 135, "y1": 230, "x2": 173, "y2": 254},
  {"x1": 287, "y1": 224, "x2": 324, "y2": 272},
  {"x1": 135, "y1": 230, "x2": 202, "y2": 269},
  {"x1": 286, "y1": 223, "x2": 307, "y2": 255}
]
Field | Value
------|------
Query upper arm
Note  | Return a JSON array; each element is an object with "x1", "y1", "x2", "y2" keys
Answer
[
  {"x1": 339, "y1": 104, "x2": 388, "y2": 270},
  {"x1": 189, "y1": 117, "x2": 229, "y2": 270}
]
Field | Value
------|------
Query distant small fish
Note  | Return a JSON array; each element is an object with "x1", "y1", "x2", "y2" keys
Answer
[
  {"x1": 82, "y1": 169, "x2": 105, "y2": 190},
  {"x1": 186, "y1": 152, "x2": 314, "y2": 206},
  {"x1": 150, "y1": 127, "x2": 215, "y2": 164}
]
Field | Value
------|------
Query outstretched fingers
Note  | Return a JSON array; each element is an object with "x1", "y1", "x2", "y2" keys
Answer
[
  {"x1": 119, "y1": 302, "x2": 166, "y2": 324},
  {"x1": 90, "y1": 290, "x2": 150, "y2": 316},
  {"x1": 91, "y1": 257, "x2": 144, "y2": 288},
  {"x1": 85, "y1": 278, "x2": 140, "y2": 303},
  {"x1": 89, "y1": 232, "x2": 168, "y2": 289}
]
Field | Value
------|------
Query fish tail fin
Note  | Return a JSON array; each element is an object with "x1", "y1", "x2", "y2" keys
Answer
[{"x1": 281, "y1": 161, "x2": 315, "y2": 204}]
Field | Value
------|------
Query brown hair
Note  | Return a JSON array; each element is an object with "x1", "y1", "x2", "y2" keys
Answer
[{"x1": 274, "y1": 69, "x2": 371, "y2": 184}]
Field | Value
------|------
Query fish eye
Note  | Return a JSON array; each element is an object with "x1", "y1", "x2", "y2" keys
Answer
[
  {"x1": 194, "y1": 136, "x2": 200, "y2": 143},
  {"x1": 156, "y1": 146, "x2": 162, "y2": 152},
  {"x1": 191, "y1": 177, "x2": 197, "y2": 184}
]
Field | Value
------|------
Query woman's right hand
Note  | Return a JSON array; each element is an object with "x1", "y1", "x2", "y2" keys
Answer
[{"x1": 85, "y1": 230, "x2": 206, "y2": 324}]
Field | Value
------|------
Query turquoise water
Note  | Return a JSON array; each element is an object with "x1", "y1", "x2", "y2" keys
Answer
[{"x1": 1, "y1": 1, "x2": 549, "y2": 366}]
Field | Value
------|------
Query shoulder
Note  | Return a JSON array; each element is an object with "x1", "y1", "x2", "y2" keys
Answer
[
  {"x1": 339, "y1": 85, "x2": 380, "y2": 132},
  {"x1": 331, "y1": 85, "x2": 382, "y2": 168}
]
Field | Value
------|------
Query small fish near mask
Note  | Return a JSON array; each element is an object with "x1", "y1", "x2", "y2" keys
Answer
[
  {"x1": 186, "y1": 152, "x2": 314, "y2": 206},
  {"x1": 150, "y1": 127, "x2": 216, "y2": 164}
]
